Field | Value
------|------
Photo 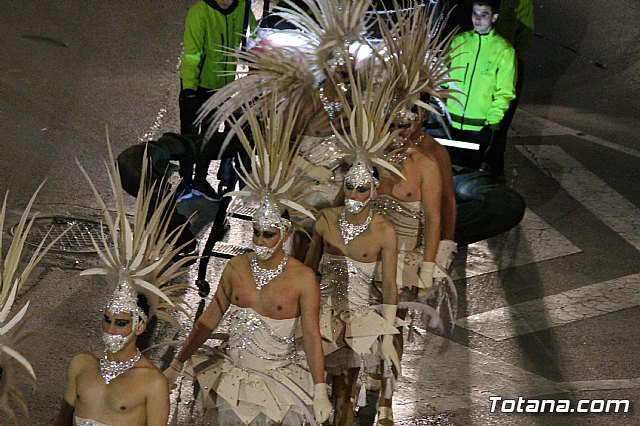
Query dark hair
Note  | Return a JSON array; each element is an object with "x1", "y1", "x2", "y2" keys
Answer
[
  {"x1": 472, "y1": 0, "x2": 501, "y2": 13},
  {"x1": 137, "y1": 294, "x2": 150, "y2": 320}
]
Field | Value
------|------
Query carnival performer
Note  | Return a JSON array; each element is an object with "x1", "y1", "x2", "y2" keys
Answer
[
  {"x1": 1, "y1": 185, "x2": 67, "y2": 425},
  {"x1": 193, "y1": 0, "x2": 377, "y2": 259},
  {"x1": 304, "y1": 77, "x2": 404, "y2": 425},
  {"x1": 56, "y1": 146, "x2": 195, "y2": 426},
  {"x1": 370, "y1": 0, "x2": 460, "y2": 301},
  {"x1": 366, "y1": 4, "x2": 461, "y2": 421},
  {"x1": 164, "y1": 99, "x2": 332, "y2": 425}
]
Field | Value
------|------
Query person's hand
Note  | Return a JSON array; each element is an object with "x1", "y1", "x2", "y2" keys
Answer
[
  {"x1": 380, "y1": 304, "x2": 402, "y2": 377},
  {"x1": 313, "y1": 383, "x2": 332, "y2": 423},
  {"x1": 380, "y1": 335, "x2": 401, "y2": 378},
  {"x1": 418, "y1": 261, "x2": 435, "y2": 293},
  {"x1": 435, "y1": 240, "x2": 457, "y2": 271},
  {"x1": 163, "y1": 359, "x2": 184, "y2": 389}
]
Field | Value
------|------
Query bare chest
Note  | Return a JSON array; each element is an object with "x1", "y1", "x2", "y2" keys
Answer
[
  {"x1": 324, "y1": 224, "x2": 381, "y2": 262},
  {"x1": 378, "y1": 160, "x2": 421, "y2": 202},
  {"x1": 75, "y1": 365, "x2": 147, "y2": 418},
  {"x1": 230, "y1": 268, "x2": 301, "y2": 319}
]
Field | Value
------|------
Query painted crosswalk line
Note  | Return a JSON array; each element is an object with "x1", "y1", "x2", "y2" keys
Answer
[
  {"x1": 517, "y1": 145, "x2": 640, "y2": 251},
  {"x1": 456, "y1": 273, "x2": 640, "y2": 340},
  {"x1": 451, "y1": 209, "x2": 581, "y2": 280}
]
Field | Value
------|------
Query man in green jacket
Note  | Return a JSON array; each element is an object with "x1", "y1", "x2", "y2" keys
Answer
[
  {"x1": 178, "y1": 0, "x2": 255, "y2": 201},
  {"x1": 484, "y1": 0, "x2": 534, "y2": 177},
  {"x1": 445, "y1": 0, "x2": 516, "y2": 170}
]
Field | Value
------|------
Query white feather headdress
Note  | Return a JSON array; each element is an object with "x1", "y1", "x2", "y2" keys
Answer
[
  {"x1": 226, "y1": 96, "x2": 316, "y2": 230},
  {"x1": 375, "y1": 0, "x2": 461, "y2": 119},
  {"x1": 0, "y1": 184, "x2": 67, "y2": 424},
  {"x1": 78, "y1": 136, "x2": 195, "y2": 329},
  {"x1": 330, "y1": 68, "x2": 406, "y2": 184},
  {"x1": 196, "y1": 0, "x2": 375, "y2": 150}
]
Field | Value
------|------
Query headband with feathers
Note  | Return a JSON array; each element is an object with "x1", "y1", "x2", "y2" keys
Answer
[
  {"x1": 374, "y1": 0, "x2": 461, "y2": 121},
  {"x1": 78, "y1": 135, "x2": 195, "y2": 330},
  {"x1": 226, "y1": 97, "x2": 316, "y2": 231},
  {"x1": 0, "y1": 184, "x2": 67, "y2": 424}
]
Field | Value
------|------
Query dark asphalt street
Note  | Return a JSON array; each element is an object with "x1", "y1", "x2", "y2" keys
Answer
[{"x1": 0, "y1": 1, "x2": 638, "y2": 425}]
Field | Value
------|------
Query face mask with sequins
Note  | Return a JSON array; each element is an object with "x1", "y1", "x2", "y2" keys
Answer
[
  {"x1": 102, "y1": 330, "x2": 135, "y2": 353},
  {"x1": 252, "y1": 241, "x2": 281, "y2": 261},
  {"x1": 344, "y1": 198, "x2": 369, "y2": 214}
]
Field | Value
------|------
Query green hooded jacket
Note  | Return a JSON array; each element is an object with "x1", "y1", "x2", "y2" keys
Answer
[
  {"x1": 180, "y1": 0, "x2": 256, "y2": 91},
  {"x1": 446, "y1": 29, "x2": 517, "y2": 132}
]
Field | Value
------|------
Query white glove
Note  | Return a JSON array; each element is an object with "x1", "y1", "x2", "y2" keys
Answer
[
  {"x1": 313, "y1": 383, "x2": 332, "y2": 423},
  {"x1": 418, "y1": 261, "x2": 435, "y2": 293},
  {"x1": 435, "y1": 240, "x2": 457, "y2": 271},
  {"x1": 292, "y1": 155, "x2": 333, "y2": 184},
  {"x1": 380, "y1": 304, "x2": 402, "y2": 377},
  {"x1": 163, "y1": 359, "x2": 184, "y2": 388}
]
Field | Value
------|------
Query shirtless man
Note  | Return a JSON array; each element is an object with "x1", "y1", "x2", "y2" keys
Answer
[
  {"x1": 164, "y1": 208, "x2": 332, "y2": 424},
  {"x1": 305, "y1": 161, "x2": 400, "y2": 425},
  {"x1": 55, "y1": 295, "x2": 169, "y2": 426},
  {"x1": 378, "y1": 122, "x2": 443, "y2": 295}
]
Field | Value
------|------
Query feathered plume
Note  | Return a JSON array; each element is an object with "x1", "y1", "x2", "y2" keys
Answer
[
  {"x1": 273, "y1": 0, "x2": 374, "y2": 67},
  {"x1": 197, "y1": 44, "x2": 317, "y2": 146},
  {"x1": 197, "y1": 0, "x2": 375, "y2": 153},
  {"x1": 78, "y1": 132, "x2": 196, "y2": 328},
  {"x1": 330, "y1": 68, "x2": 406, "y2": 180},
  {"x1": 0, "y1": 184, "x2": 68, "y2": 425},
  {"x1": 374, "y1": 0, "x2": 461, "y2": 115},
  {"x1": 226, "y1": 96, "x2": 316, "y2": 224}
]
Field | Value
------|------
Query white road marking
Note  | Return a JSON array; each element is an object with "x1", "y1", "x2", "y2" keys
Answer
[
  {"x1": 394, "y1": 333, "x2": 568, "y2": 415},
  {"x1": 456, "y1": 273, "x2": 640, "y2": 340},
  {"x1": 452, "y1": 209, "x2": 581, "y2": 280},
  {"x1": 517, "y1": 145, "x2": 640, "y2": 251},
  {"x1": 513, "y1": 109, "x2": 640, "y2": 158}
]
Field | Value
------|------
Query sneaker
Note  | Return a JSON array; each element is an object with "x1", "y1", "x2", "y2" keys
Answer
[
  {"x1": 192, "y1": 180, "x2": 220, "y2": 201},
  {"x1": 175, "y1": 181, "x2": 193, "y2": 203}
]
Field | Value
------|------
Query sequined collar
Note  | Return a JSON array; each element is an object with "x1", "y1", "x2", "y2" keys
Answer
[
  {"x1": 339, "y1": 208, "x2": 373, "y2": 245},
  {"x1": 250, "y1": 254, "x2": 289, "y2": 290},
  {"x1": 99, "y1": 349, "x2": 141, "y2": 384}
]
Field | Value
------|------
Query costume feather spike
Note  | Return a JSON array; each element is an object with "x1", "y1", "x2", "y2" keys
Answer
[
  {"x1": 226, "y1": 96, "x2": 316, "y2": 225},
  {"x1": 0, "y1": 184, "x2": 68, "y2": 425},
  {"x1": 197, "y1": 44, "x2": 317, "y2": 146},
  {"x1": 197, "y1": 0, "x2": 374, "y2": 152},
  {"x1": 330, "y1": 68, "x2": 406, "y2": 181},
  {"x1": 375, "y1": 0, "x2": 461, "y2": 115},
  {"x1": 78, "y1": 133, "x2": 195, "y2": 329},
  {"x1": 273, "y1": 0, "x2": 374, "y2": 67}
]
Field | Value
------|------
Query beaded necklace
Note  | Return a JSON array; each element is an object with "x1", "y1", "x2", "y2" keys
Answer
[
  {"x1": 100, "y1": 349, "x2": 141, "y2": 384},
  {"x1": 250, "y1": 254, "x2": 289, "y2": 290},
  {"x1": 339, "y1": 208, "x2": 373, "y2": 245}
]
